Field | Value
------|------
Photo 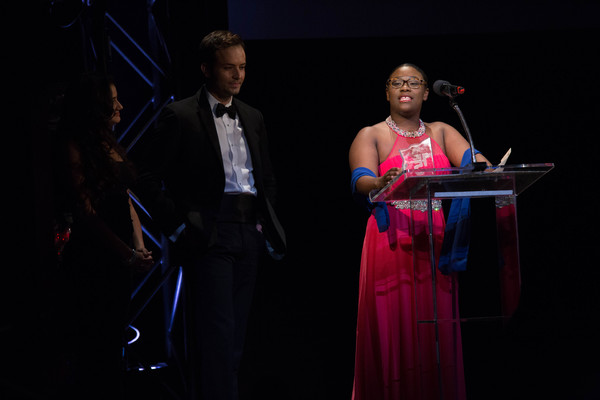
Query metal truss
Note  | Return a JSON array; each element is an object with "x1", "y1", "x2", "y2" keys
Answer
[
  {"x1": 47, "y1": 1, "x2": 188, "y2": 396},
  {"x1": 102, "y1": 2, "x2": 186, "y2": 397},
  {"x1": 105, "y1": 7, "x2": 174, "y2": 152}
]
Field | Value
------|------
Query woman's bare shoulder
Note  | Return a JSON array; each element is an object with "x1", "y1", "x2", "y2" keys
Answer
[
  {"x1": 425, "y1": 120, "x2": 454, "y2": 131},
  {"x1": 355, "y1": 121, "x2": 388, "y2": 139}
]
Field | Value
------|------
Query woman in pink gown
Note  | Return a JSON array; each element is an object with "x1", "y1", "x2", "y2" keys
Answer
[{"x1": 349, "y1": 64, "x2": 489, "y2": 400}]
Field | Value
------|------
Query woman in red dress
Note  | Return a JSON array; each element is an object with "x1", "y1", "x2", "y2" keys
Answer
[{"x1": 349, "y1": 63, "x2": 489, "y2": 400}]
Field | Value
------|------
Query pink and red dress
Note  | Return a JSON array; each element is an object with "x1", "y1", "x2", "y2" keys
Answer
[{"x1": 352, "y1": 130, "x2": 466, "y2": 400}]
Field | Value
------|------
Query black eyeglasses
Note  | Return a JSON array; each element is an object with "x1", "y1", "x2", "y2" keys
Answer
[{"x1": 386, "y1": 77, "x2": 426, "y2": 89}]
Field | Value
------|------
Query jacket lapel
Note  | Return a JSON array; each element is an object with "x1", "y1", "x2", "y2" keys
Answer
[
  {"x1": 196, "y1": 87, "x2": 224, "y2": 168},
  {"x1": 234, "y1": 99, "x2": 262, "y2": 177}
]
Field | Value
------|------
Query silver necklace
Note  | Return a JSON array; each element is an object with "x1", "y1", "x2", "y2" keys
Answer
[{"x1": 385, "y1": 116, "x2": 426, "y2": 138}]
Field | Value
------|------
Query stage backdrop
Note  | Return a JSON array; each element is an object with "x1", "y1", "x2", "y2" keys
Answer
[
  {"x1": 15, "y1": 1, "x2": 599, "y2": 398},
  {"x1": 230, "y1": 28, "x2": 599, "y2": 399}
]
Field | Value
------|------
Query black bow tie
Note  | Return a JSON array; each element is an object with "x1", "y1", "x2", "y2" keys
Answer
[{"x1": 215, "y1": 103, "x2": 237, "y2": 119}]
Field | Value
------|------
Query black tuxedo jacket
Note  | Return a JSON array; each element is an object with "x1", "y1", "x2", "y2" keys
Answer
[{"x1": 135, "y1": 86, "x2": 286, "y2": 255}]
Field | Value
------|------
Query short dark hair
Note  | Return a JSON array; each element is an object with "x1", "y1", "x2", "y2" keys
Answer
[
  {"x1": 388, "y1": 63, "x2": 429, "y2": 87},
  {"x1": 199, "y1": 30, "x2": 245, "y2": 65}
]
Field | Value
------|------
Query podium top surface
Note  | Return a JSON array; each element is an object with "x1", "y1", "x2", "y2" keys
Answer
[{"x1": 369, "y1": 163, "x2": 554, "y2": 202}]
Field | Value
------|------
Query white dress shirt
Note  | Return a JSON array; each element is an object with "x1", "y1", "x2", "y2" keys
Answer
[{"x1": 207, "y1": 91, "x2": 257, "y2": 196}]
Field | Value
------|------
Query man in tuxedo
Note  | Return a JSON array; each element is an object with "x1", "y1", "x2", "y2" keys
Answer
[{"x1": 135, "y1": 30, "x2": 286, "y2": 400}]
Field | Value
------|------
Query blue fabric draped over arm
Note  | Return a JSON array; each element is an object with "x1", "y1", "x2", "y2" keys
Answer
[
  {"x1": 351, "y1": 167, "x2": 390, "y2": 232},
  {"x1": 438, "y1": 148, "x2": 481, "y2": 274}
]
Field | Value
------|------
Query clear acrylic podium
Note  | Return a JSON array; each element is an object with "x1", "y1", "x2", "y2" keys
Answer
[
  {"x1": 370, "y1": 163, "x2": 554, "y2": 203},
  {"x1": 369, "y1": 163, "x2": 554, "y2": 399}
]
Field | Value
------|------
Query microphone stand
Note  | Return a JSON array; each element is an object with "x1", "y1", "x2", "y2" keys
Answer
[{"x1": 447, "y1": 96, "x2": 487, "y2": 171}]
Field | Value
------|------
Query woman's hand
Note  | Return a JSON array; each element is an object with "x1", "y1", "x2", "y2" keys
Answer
[
  {"x1": 376, "y1": 167, "x2": 402, "y2": 189},
  {"x1": 132, "y1": 247, "x2": 153, "y2": 271}
]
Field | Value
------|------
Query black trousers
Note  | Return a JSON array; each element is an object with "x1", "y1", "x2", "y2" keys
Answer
[{"x1": 186, "y1": 218, "x2": 264, "y2": 400}]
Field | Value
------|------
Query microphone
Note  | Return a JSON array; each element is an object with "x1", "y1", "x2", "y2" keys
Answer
[{"x1": 433, "y1": 80, "x2": 465, "y2": 97}]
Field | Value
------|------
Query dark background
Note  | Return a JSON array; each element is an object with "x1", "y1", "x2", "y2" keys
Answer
[{"x1": 6, "y1": 0, "x2": 600, "y2": 399}]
